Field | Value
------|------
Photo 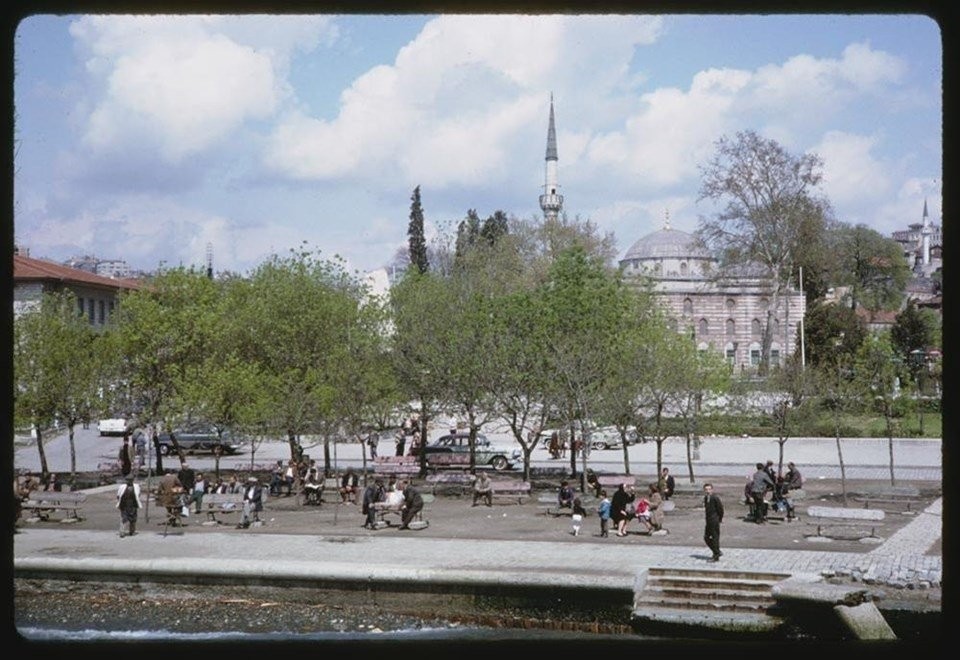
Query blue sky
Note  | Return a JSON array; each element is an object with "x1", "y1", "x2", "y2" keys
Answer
[{"x1": 13, "y1": 14, "x2": 942, "y2": 277}]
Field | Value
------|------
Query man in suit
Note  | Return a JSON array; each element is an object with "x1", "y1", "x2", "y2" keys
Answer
[{"x1": 703, "y1": 482, "x2": 724, "y2": 562}]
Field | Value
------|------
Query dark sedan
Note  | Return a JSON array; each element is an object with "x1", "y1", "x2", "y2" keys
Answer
[{"x1": 155, "y1": 424, "x2": 242, "y2": 456}]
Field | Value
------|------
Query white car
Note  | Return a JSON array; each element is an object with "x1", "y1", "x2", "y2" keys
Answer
[{"x1": 97, "y1": 418, "x2": 130, "y2": 437}]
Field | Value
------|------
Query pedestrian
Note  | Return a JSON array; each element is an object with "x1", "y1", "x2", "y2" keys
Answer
[
  {"x1": 238, "y1": 477, "x2": 263, "y2": 528},
  {"x1": 116, "y1": 475, "x2": 142, "y2": 537},
  {"x1": 658, "y1": 467, "x2": 675, "y2": 500},
  {"x1": 190, "y1": 471, "x2": 206, "y2": 514},
  {"x1": 178, "y1": 462, "x2": 196, "y2": 495},
  {"x1": 367, "y1": 430, "x2": 379, "y2": 460},
  {"x1": 472, "y1": 470, "x2": 493, "y2": 507},
  {"x1": 398, "y1": 479, "x2": 423, "y2": 530},
  {"x1": 749, "y1": 462, "x2": 776, "y2": 523},
  {"x1": 361, "y1": 478, "x2": 386, "y2": 529},
  {"x1": 133, "y1": 427, "x2": 147, "y2": 466},
  {"x1": 118, "y1": 434, "x2": 133, "y2": 477},
  {"x1": 571, "y1": 497, "x2": 587, "y2": 536},
  {"x1": 703, "y1": 482, "x2": 724, "y2": 562},
  {"x1": 611, "y1": 482, "x2": 635, "y2": 537},
  {"x1": 395, "y1": 429, "x2": 406, "y2": 457},
  {"x1": 597, "y1": 490, "x2": 611, "y2": 537},
  {"x1": 548, "y1": 431, "x2": 560, "y2": 459}
]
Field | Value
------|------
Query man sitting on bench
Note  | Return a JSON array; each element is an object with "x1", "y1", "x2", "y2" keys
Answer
[
  {"x1": 472, "y1": 471, "x2": 493, "y2": 507},
  {"x1": 558, "y1": 480, "x2": 576, "y2": 509},
  {"x1": 339, "y1": 468, "x2": 359, "y2": 504},
  {"x1": 303, "y1": 468, "x2": 323, "y2": 505}
]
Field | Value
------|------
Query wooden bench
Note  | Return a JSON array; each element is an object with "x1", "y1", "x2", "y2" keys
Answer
[
  {"x1": 21, "y1": 491, "x2": 87, "y2": 522},
  {"x1": 425, "y1": 471, "x2": 475, "y2": 494},
  {"x1": 199, "y1": 492, "x2": 245, "y2": 524},
  {"x1": 371, "y1": 493, "x2": 434, "y2": 530},
  {"x1": 371, "y1": 456, "x2": 421, "y2": 480},
  {"x1": 805, "y1": 505, "x2": 886, "y2": 539},
  {"x1": 489, "y1": 480, "x2": 531, "y2": 504},
  {"x1": 596, "y1": 474, "x2": 637, "y2": 492},
  {"x1": 852, "y1": 495, "x2": 923, "y2": 514},
  {"x1": 427, "y1": 453, "x2": 472, "y2": 469}
]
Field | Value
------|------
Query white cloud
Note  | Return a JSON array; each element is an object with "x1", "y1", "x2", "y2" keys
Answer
[
  {"x1": 814, "y1": 130, "x2": 893, "y2": 208},
  {"x1": 263, "y1": 15, "x2": 664, "y2": 187},
  {"x1": 71, "y1": 15, "x2": 336, "y2": 162}
]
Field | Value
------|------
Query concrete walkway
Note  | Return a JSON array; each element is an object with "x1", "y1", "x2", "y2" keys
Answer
[{"x1": 14, "y1": 495, "x2": 941, "y2": 593}]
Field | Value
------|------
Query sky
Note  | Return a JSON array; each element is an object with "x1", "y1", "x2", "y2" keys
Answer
[{"x1": 12, "y1": 13, "x2": 942, "y2": 279}]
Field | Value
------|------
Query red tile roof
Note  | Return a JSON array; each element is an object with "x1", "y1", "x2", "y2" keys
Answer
[{"x1": 14, "y1": 254, "x2": 141, "y2": 291}]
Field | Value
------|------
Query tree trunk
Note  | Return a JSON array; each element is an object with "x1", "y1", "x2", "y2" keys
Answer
[
  {"x1": 35, "y1": 424, "x2": 49, "y2": 480},
  {"x1": 620, "y1": 429, "x2": 630, "y2": 475},
  {"x1": 685, "y1": 432, "x2": 696, "y2": 484},
  {"x1": 834, "y1": 421, "x2": 847, "y2": 506},
  {"x1": 67, "y1": 423, "x2": 78, "y2": 488},
  {"x1": 886, "y1": 407, "x2": 896, "y2": 486}
]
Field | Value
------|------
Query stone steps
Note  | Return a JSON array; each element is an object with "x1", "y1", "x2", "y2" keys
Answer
[{"x1": 633, "y1": 567, "x2": 791, "y2": 638}]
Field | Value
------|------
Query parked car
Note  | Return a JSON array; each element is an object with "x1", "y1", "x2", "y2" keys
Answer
[
  {"x1": 155, "y1": 424, "x2": 242, "y2": 456},
  {"x1": 98, "y1": 418, "x2": 131, "y2": 437},
  {"x1": 411, "y1": 432, "x2": 521, "y2": 471},
  {"x1": 588, "y1": 426, "x2": 639, "y2": 450}
]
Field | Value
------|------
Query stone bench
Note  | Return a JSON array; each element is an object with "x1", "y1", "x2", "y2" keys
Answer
[
  {"x1": 21, "y1": 491, "x2": 87, "y2": 522},
  {"x1": 371, "y1": 493, "x2": 434, "y2": 530},
  {"x1": 199, "y1": 492, "x2": 244, "y2": 524},
  {"x1": 489, "y1": 480, "x2": 531, "y2": 504},
  {"x1": 805, "y1": 505, "x2": 886, "y2": 539}
]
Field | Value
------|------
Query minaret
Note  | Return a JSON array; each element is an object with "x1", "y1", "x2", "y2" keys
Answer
[
  {"x1": 539, "y1": 94, "x2": 563, "y2": 221},
  {"x1": 920, "y1": 199, "x2": 931, "y2": 266}
]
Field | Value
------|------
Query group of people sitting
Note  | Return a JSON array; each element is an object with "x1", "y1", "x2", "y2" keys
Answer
[
  {"x1": 555, "y1": 478, "x2": 666, "y2": 538},
  {"x1": 360, "y1": 477, "x2": 423, "y2": 529},
  {"x1": 744, "y1": 460, "x2": 803, "y2": 523}
]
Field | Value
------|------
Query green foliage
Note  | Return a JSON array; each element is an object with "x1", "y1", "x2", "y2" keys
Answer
[
  {"x1": 830, "y1": 223, "x2": 910, "y2": 312},
  {"x1": 408, "y1": 185, "x2": 429, "y2": 274},
  {"x1": 802, "y1": 301, "x2": 867, "y2": 368}
]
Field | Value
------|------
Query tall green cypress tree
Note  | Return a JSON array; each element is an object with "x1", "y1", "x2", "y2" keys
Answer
[{"x1": 408, "y1": 185, "x2": 429, "y2": 274}]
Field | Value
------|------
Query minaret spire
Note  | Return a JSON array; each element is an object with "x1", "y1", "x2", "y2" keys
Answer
[
  {"x1": 921, "y1": 198, "x2": 931, "y2": 266},
  {"x1": 539, "y1": 93, "x2": 563, "y2": 221}
]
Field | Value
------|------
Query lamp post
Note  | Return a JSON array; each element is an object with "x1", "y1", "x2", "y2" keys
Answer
[{"x1": 909, "y1": 349, "x2": 926, "y2": 436}]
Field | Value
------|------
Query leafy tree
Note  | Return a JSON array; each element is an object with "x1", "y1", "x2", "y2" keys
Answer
[
  {"x1": 225, "y1": 248, "x2": 361, "y2": 481},
  {"x1": 802, "y1": 301, "x2": 867, "y2": 368},
  {"x1": 480, "y1": 210, "x2": 509, "y2": 246},
  {"x1": 855, "y1": 333, "x2": 905, "y2": 486},
  {"x1": 831, "y1": 223, "x2": 910, "y2": 312},
  {"x1": 13, "y1": 291, "x2": 102, "y2": 484},
  {"x1": 539, "y1": 247, "x2": 629, "y2": 483},
  {"x1": 111, "y1": 267, "x2": 221, "y2": 472},
  {"x1": 454, "y1": 209, "x2": 482, "y2": 264},
  {"x1": 697, "y1": 130, "x2": 832, "y2": 375},
  {"x1": 389, "y1": 270, "x2": 452, "y2": 476},
  {"x1": 408, "y1": 185, "x2": 429, "y2": 274},
  {"x1": 764, "y1": 355, "x2": 816, "y2": 475},
  {"x1": 812, "y1": 344, "x2": 860, "y2": 505},
  {"x1": 891, "y1": 298, "x2": 938, "y2": 361},
  {"x1": 669, "y1": 342, "x2": 732, "y2": 485}
]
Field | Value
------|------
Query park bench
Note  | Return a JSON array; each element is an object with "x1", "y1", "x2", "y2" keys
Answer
[
  {"x1": 425, "y1": 472, "x2": 475, "y2": 494},
  {"x1": 21, "y1": 491, "x2": 87, "y2": 522},
  {"x1": 371, "y1": 456, "x2": 421, "y2": 480},
  {"x1": 805, "y1": 505, "x2": 886, "y2": 539},
  {"x1": 370, "y1": 492, "x2": 434, "y2": 530},
  {"x1": 596, "y1": 474, "x2": 637, "y2": 493},
  {"x1": 489, "y1": 479, "x2": 531, "y2": 504},
  {"x1": 426, "y1": 453, "x2": 474, "y2": 469},
  {"x1": 199, "y1": 492, "x2": 244, "y2": 525},
  {"x1": 852, "y1": 486, "x2": 923, "y2": 514}
]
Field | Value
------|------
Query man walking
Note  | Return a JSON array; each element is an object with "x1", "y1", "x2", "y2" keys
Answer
[
  {"x1": 703, "y1": 483, "x2": 724, "y2": 562},
  {"x1": 118, "y1": 435, "x2": 133, "y2": 478},
  {"x1": 116, "y1": 475, "x2": 142, "y2": 537}
]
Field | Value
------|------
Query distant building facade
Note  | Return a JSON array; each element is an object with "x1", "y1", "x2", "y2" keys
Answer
[
  {"x1": 618, "y1": 221, "x2": 806, "y2": 372},
  {"x1": 14, "y1": 249, "x2": 140, "y2": 326}
]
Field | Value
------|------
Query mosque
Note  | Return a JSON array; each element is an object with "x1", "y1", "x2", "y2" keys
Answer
[{"x1": 538, "y1": 97, "x2": 806, "y2": 372}]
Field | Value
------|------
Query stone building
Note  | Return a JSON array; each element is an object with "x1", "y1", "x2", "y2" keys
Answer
[
  {"x1": 14, "y1": 248, "x2": 140, "y2": 327},
  {"x1": 617, "y1": 220, "x2": 806, "y2": 372}
]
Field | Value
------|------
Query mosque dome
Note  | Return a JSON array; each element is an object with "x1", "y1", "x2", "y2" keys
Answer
[{"x1": 621, "y1": 227, "x2": 712, "y2": 263}]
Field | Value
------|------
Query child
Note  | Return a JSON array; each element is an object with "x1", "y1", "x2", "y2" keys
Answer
[
  {"x1": 597, "y1": 490, "x2": 611, "y2": 538},
  {"x1": 571, "y1": 497, "x2": 587, "y2": 536}
]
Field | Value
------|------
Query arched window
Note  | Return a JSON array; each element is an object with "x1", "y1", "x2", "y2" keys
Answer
[
  {"x1": 725, "y1": 298, "x2": 736, "y2": 310},
  {"x1": 698, "y1": 318, "x2": 709, "y2": 336},
  {"x1": 654, "y1": 262, "x2": 662, "y2": 275},
  {"x1": 772, "y1": 318, "x2": 781, "y2": 336},
  {"x1": 726, "y1": 319, "x2": 735, "y2": 336},
  {"x1": 749, "y1": 342, "x2": 762, "y2": 366},
  {"x1": 724, "y1": 342, "x2": 736, "y2": 365},
  {"x1": 770, "y1": 343, "x2": 782, "y2": 367},
  {"x1": 680, "y1": 262, "x2": 688, "y2": 276},
  {"x1": 752, "y1": 318, "x2": 762, "y2": 336},
  {"x1": 683, "y1": 298, "x2": 693, "y2": 314}
]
